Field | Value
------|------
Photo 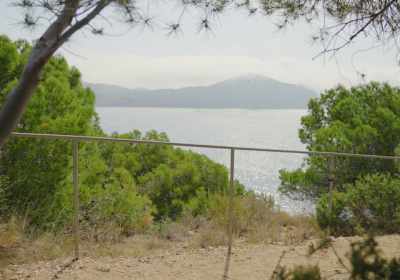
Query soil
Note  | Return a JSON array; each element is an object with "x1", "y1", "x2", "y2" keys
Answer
[{"x1": 3, "y1": 235, "x2": 400, "y2": 280}]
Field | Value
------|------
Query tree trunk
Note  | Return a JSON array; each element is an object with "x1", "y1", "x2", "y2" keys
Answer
[
  {"x1": 0, "y1": 0, "x2": 108, "y2": 148},
  {"x1": 0, "y1": 55, "x2": 48, "y2": 147}
]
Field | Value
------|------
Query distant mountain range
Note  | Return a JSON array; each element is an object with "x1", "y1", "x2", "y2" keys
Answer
[{"x1": 83, "y1": 75, "x2": 318, "y2": 109}]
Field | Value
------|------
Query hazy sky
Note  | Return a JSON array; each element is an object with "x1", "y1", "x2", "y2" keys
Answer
[{"x1": 1, "y1": 1, "x2": 399, "y2": 93}]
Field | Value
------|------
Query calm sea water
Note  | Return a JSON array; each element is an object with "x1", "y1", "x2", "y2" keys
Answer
[{"x1": 95, "y1": 108, "x2": 314, "y2": 213}]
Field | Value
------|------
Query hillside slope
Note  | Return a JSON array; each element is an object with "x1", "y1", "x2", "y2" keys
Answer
[{"x1": 84, "y1": 75, "x2": 318, "y2": 109}]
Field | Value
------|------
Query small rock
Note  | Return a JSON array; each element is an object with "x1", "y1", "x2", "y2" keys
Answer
[
  {"x1": 97, "y1": 266, "x2": 111, "y2": 272},
  {"x1": 328, "y1": 236, "x2": 336, "y2": 240}
]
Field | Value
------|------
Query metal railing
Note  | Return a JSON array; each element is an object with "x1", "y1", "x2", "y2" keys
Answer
[{"x1": 10, "y1": 132, "x2": 400, "y2": 259}]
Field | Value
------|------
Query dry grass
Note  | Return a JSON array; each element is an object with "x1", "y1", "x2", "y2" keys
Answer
[
  {"x1": 191, "y1": 193, "x2": 322, "y2": 247},
  {"x1": 0, "y1": 192, "x2": 321, "y2": 272},
  {"x1": 0, "y1": 215, "x2": 75, "y2": 267},
  {"x1": 189, "y1": 218, "x2": 228, "y2": 248}
]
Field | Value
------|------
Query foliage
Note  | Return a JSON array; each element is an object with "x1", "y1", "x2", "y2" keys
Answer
[
  {"x1": 180, "y1": 191, "x2": 318, "y2": 249},
  {"x1": 0, "y1": 36, "x2": 29, "y2": 91},
  {"x1": 0, "y1": 36, "x2": 247, "y2": 231},
  {"x1": 203, "y1": 192, "x2": 274, "y2": 236},
  {"x1": 347, "y1": 237, "x2": 400, "y2": 280},
  {"x1": 279, "y1": 82, "x2": 400, "y2": 199},
  {"x1": 80, "y1": 129, "x2": 243, "y2": 224},
  {"x1": 12, "y1": 0, "x2": 400, "y2": 57},
  {"x1": 186, "y1": 192, "x2": 319, "y2": 248},
  {"x1": 349, "y1": 237, "x2": 387, "y2": 279},
  {"x1": 278, "y1": 236, "x2": 400, "y2": 280},
  {"x1": 0, "y1": 36, "x2": 101, "y2": 223},
  {"x1": 316, "y1": 174, "x2": 400, "y2": 236}
]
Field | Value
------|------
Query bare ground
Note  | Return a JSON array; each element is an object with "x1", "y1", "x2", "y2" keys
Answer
[{"x1": 3, "y1": 235, "x2": 400, "y2": 280}]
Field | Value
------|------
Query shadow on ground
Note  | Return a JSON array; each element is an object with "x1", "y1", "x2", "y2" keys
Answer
[{"x1": 222, "y1": 249, "x2": 232, "y2": 280}]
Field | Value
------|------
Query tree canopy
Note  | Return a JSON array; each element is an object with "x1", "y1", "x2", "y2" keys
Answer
[
  {"x1": 0, "y1": 0, "x2": 399, "y2": 147},
  {"x1": 0, "y1": 35, "x2": 98, "y2": 210},
  {"x1": 279, "y1": 81, "x2": 400, "y2": 199}
]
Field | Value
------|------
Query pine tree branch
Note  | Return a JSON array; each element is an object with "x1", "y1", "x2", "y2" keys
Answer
[
  {"x1": 349, "y1": 0, "x2": 398, "y2": 41},
  {"x1": 59, "y1": 1, "x2": 110, "y2": 43}
]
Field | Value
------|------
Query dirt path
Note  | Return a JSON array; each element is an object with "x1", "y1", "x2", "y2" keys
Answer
[{"x1": 3, "y1": 235, "x2": 400, "y2": 280}]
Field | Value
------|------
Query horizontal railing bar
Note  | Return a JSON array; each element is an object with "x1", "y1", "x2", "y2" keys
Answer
[{"x1": 11, "y1": 132, "x2": 400, "y2": 160}]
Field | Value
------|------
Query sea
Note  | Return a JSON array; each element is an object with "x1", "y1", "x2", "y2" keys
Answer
[{"x1": 95, "y1": 107, "x2": 314, "y2": 214}]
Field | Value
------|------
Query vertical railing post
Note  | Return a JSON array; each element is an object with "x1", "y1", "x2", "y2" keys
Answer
[
  {"x1": 327, "y1": 155, "x2": 335, "y2": 238},
  {"x1": 228, "y1": 149, "x2": 234, "y2": 252},
  {"x1": 73, "y1": 139, "x2": 79, "y2": 260}
]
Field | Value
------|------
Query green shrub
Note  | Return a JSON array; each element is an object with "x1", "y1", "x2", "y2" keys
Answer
[
  {"x1": 316, "y1": 174, "x2": 400, "y2": 235},
  {"x1": 280, "y1": 82, "x2": 400, "y2": 200},
  {"x1": 0, "y1": 40, "x2": 100, "y2": 225}
]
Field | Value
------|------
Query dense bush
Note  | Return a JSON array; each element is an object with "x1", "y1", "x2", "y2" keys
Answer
[
  {"x1": 0, "y1": 35, "x2": 102, "y2": 225},
  {"x1": 78, "y1": 129, "x2": 245, "y2": 227},
  {"x1": 316, "y1": 174, "x2": 400, "y2": 235},
  {"x1": 279, "y1": 82, "x2": 400, "y2": 200}
]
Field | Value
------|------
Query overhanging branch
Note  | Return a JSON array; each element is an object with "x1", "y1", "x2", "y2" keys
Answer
[{"x1": 349, "y1": 0, "x2": 398, "y2": 41}]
